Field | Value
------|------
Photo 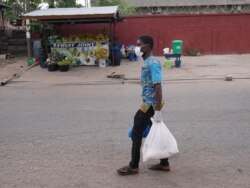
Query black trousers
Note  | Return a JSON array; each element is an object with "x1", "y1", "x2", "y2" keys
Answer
[{"x1": 129, "y1": 106, "x2": 169, "y2": 169}]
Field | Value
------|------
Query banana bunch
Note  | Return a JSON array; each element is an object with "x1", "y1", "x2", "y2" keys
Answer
[
  {"x1": 95, "y1": 42, "x2": 108, "y2": 59},
  {"x1": 78, "y1": 33, "x2": 95, "y2": 42},
  {"x1": 95, "y1": 33, "x2": 109, "y2": 41},
  {"x1": 61, "y1": 37, "x2": 69, "y2": 42},
  {"x1": 73, "y1": 36, "x2": 81, "y2": 42},
  {"x1": 96, "y1": 48, "x2": 108, "y2": 59}
]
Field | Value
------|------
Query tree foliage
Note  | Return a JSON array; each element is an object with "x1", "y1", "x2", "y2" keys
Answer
[
  {"x1": 91, "y1": 0, "x2": 135, "y2": 15},
  {"x1": 47, "y1": 0, "x2": 77, "y2": 8},
  {"x1": 1, "y1": 0, "x2": 79, "y2": 20},
  {"x1": 1, "y1": 0, "x2": 134, "y2": 21},
  {"x1": 57, "y1": 0, "x2": 76, "y2": 8},
  {"x1": 2, "y1": 0, "x2": 43, "y2": 20}
]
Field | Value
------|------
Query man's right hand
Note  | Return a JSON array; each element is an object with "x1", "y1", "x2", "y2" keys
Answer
[{"x1": 153, "y1": 111, "x2": 162, "y2": 123}]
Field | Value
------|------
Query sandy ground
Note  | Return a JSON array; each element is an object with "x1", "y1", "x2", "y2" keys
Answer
[
  {"x1": 1, "y1": 54, "x2": 250, "y2": 85},
  {"x1": 0, "y1": 57, "x2": 28, "y2": 81}
]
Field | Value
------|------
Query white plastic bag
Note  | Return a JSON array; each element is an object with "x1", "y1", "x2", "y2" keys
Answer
[{"x1": 142, "y1": 118, "x2": 179, "y2": 162}]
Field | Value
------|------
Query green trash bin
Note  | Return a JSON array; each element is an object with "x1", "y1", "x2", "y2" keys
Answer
[{"x1": 172, "y1": 40, "x2": 183, "y2": 54}]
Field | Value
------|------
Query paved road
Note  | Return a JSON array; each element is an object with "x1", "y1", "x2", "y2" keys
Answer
[{"x1": 1, "y1": 76, "x2": 250, "y2": 187}]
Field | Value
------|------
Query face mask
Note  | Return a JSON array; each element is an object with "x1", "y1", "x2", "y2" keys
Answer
[{"x1": 134, "y1": 46, "x2": 143, "y2": 57}]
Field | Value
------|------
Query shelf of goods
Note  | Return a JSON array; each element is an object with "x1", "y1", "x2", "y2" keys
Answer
[{"x1": 50, "y1": 40, "x2": 109, "y2": 66}]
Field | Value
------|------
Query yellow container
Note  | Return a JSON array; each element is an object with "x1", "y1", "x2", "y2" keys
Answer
[{"x1": 165, "y1": 60, "x2": 173, "y2": 69}]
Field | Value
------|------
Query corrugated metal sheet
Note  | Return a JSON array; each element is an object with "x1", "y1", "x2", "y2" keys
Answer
[
  {"x1": 128, "y1": 0, "x2": 250, "y2": 7},
  {"x1": 22, "y1": 6, "x2": 118, "y2": 18}
]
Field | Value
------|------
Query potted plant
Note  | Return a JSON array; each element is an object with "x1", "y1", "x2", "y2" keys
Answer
[
  {"x1": 46, "y1": 58, "x2": 58, "y2": 72},
  {"x1": 57, "y1": 57, "x2": 72, "y2": 72}
]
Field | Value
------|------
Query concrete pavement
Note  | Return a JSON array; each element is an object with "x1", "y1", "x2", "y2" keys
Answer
[{"x1": 1, "y1": 54, "x2": 250, "y2": 188}]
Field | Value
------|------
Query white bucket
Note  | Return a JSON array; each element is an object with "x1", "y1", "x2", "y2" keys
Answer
[
  {"x1": 163, "y1": 47, "x2": 170, "y2": 54},
  {"x1": 99, "y1": 59, "x2": 106, "y2": 68}
]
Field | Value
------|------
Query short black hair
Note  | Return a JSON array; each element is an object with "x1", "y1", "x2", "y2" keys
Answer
[{"x1": 139, "y1": 35, "x2": 154, "y2": 50}]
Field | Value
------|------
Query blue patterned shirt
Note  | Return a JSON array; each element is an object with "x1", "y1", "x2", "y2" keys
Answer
[{"x1": 141, "y1": 56, "x2": 162, "y2": 107}]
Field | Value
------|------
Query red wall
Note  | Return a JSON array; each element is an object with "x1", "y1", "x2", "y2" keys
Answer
[{"x1": 59, "y1": 13, "x2": 250, "y2": 55}]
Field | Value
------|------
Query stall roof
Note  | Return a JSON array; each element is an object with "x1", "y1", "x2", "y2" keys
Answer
[{"x1": 21, "y1": 6, "x2": 121, "y2": 23}]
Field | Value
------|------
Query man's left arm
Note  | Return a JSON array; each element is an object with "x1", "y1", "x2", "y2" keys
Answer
[
  {"x1": 154, "y1": 83, "x2": 162, "y2": 111},
  {"x1": 149, "y1": 60, "x2": 163, "y2": 122}
]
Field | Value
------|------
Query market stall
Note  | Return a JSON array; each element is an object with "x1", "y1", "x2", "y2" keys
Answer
[
  {"x1": 21, "y1": 6, "x2": 122, "y2": 69},
  {"x1": 50, "y1": 35, "x2": 109, "y2": 66}
]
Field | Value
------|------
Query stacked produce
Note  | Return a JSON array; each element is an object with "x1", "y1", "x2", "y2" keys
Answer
[{"x1": 55, "y1": 33, "x2": 109, "y2": 43}]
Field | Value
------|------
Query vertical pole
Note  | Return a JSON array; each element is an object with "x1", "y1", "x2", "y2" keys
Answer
[
  {"x1": 112, "y1": 22, "x2": 116, "y2": 66},
  {"x1": 25, "y1": 0, "x2": 32, "y2": 58},
  {"x1": 1, "y1": 10, "x2": 4, "y2": 27},
  {"x1": 109, "y1": 22, "x2": 112, "y2": 40},
  {"x1": 26, "y1": 19, "x2": 32, "y2": 59},
  {"x1": 109, "y1": 22, "x2": 114, "y2": 66},
  {"x1": 113, "y1": 22, "x2": 116, "y2": 42}
]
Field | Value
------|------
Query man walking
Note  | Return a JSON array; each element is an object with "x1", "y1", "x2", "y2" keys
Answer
[{"x1": 117, "y1": 35, "x2": 170, "y2": 175}]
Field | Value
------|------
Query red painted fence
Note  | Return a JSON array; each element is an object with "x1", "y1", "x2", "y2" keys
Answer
[{"x1": 59, "y1": 13, "x2": 250, "y2": 55}]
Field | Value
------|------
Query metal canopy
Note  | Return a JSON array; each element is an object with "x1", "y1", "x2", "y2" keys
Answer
[{"x1": 21, "y1": 6, "x2": 121, "y2": 23}]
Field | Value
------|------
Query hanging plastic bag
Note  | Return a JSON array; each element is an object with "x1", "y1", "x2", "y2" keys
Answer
[{"x1": 142, "y1": 118, "x2": 179, "y2": 162}]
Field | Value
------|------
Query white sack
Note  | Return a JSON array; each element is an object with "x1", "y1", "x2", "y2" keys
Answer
[{"x1": 142, "y1": 118, "x2": 179, "y2": 162}]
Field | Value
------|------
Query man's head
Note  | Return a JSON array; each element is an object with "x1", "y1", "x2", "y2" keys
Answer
[
  {"x1": 137, "y1": 35, "x2": 154, "y2": 50},
  {"x1": 135, "y1": 35, "x2": 154, "y2": 58}
]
